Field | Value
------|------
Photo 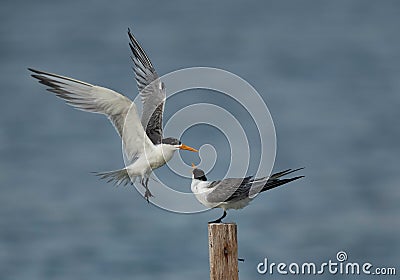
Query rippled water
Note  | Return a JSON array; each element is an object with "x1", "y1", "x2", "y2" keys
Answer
[{"x1": 1, "y1": 1, "x2": 399, "y2": 279}]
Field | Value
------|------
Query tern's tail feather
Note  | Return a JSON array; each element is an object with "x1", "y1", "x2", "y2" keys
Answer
[
  {"x1": 261, "y1": 168, "x2": 304, "y2": 192},
  {"x1": 94, "y1": 168, "x2": 135, "y2": 186}
]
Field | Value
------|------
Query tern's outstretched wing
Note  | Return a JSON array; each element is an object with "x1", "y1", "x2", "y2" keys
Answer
[
  {"x1": 128, "y1": 29, "x2": 165, "y2": 145},
  {"x1": 29, "y1": 68, "x2": 154, "y2": 162}
]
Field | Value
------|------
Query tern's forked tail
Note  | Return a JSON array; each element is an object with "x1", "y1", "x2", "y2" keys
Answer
[
  {"x1": 93, "y1": 168, "x2": 135, "y2": 186},
  {"x1": 261, "y1": 168, "x2": 304, "y2": 192}
]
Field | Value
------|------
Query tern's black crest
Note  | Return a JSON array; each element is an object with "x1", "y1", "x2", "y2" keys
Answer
[
  {"x1": 193, "y1": 168, "x2": 208, "y2": 181},
  {"x1": 161, "y1": 137, "x2": 181, "y2": 145}
]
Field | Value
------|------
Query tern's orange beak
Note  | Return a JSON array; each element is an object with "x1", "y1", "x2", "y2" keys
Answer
[
  {"x1": 180, "y1": 144, "x2": 198, "y2": 152},
  {"x1": 191, "y1": 163, "x2": 196, "y2": 168}
]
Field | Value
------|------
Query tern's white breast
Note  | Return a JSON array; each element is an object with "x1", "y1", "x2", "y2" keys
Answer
[
  {"x1": 191, "y1": 180, "x2": 219, "y2": 208},
  {"x1": 126, "y1": 145, "x2": 176, "y2": 176}
]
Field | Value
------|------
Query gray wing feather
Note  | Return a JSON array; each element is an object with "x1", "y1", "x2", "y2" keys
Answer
[
  {"x1": 128, "y1": 29, "x2": 165, "y2": 145},
  {"x1": 28, "y1": 68, "x2": 132, "y2": 137},
  {"x1": 29, "y1": 68, "x2": 156, "y2": 163},
  {"x1": 206, "y1": 168, "x2": 304, "y2": 203},
  {"x1": 206, "y1": 177, "x2": 254, "y2": 203}
]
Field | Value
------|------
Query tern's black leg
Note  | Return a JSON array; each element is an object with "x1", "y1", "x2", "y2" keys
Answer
[
  {"x1": 143, "y1": 178, "x2": 153, "y2": 203},
  {"x1": 209, "y1": 210, "x2": 227, "y2": 224},
  {"x1": 142, "y1": 177, "x2": 153, "y2": 203}
]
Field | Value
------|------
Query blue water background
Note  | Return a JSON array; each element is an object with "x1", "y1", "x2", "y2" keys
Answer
[{"x1": 1, "y1": 0, "x2": 399, "y2": 279}]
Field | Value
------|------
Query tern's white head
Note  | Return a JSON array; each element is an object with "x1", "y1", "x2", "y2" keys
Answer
[
  {"x1": 159, "y1": 138, "x2": 198, "y2": 163},
  {"x1": 161, "y1": 137, "x2": 198, "y2": 152},
  {"x1": 191, "y1": 164, "x2": 208, "y2": 181}
]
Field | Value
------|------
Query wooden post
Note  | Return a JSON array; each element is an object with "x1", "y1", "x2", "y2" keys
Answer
[{"x1": 208, "y1": 223, "x2": 239, "y2": 280}]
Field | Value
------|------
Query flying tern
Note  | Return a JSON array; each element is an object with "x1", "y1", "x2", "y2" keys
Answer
[
  {"x1": 28, "y1": 29, "x2": 198, "y2": 201},
  {"x1": 191, "y1": 165, "x2": 304, "y2": 223}
]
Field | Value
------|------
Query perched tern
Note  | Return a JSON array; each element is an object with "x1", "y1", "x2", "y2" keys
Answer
[
  {"x1": 191, "y1": 165, "x2": 304, "y2": 223},
  {"x1": 28, "y1": 29, "x2": 198, "y2": 201}
]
